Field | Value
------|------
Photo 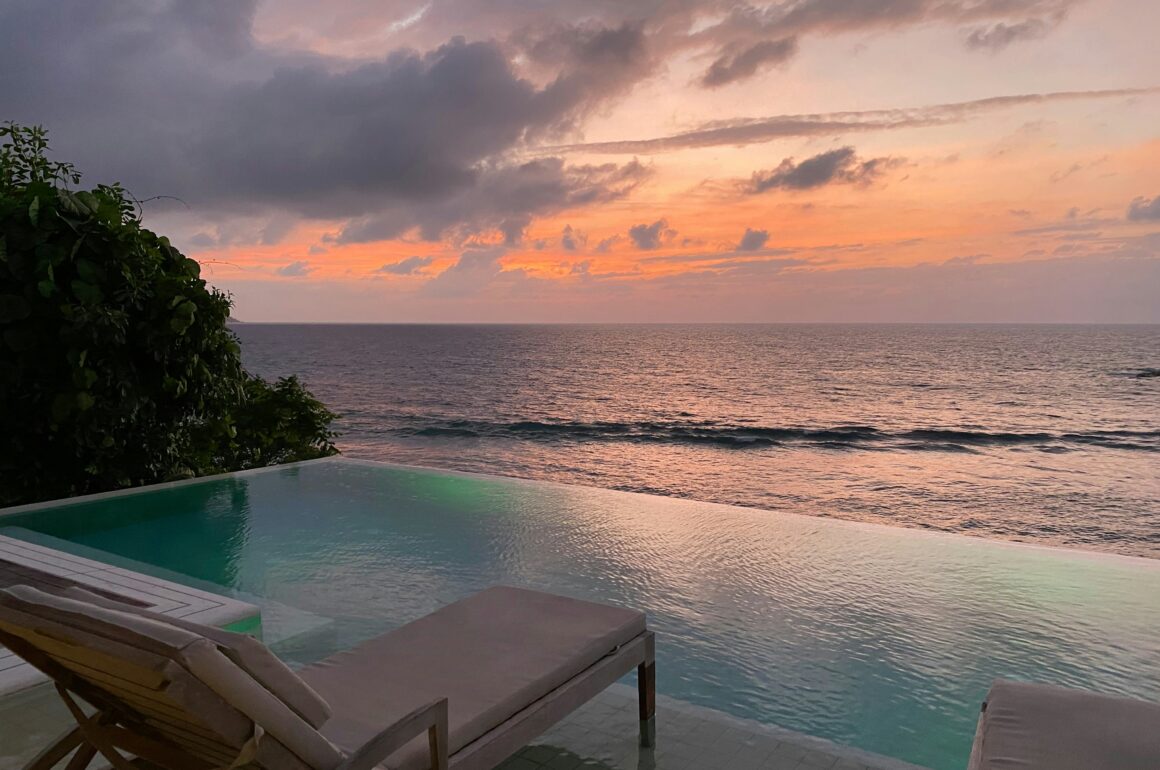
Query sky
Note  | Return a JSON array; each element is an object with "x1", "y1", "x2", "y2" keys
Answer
[{"x1": 2, "y1": 0, "x2": 1158, "y2": 322}]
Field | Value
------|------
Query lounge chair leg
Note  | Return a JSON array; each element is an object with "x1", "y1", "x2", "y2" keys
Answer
[
  {"x1": 22, "y1": 726, "x2": 84, "y2": 770},
  {"x1": 63, "y1": 743, "x2": 98, "y2": 770},
  {"x1": 638, "y1": 661, "x2": 656, "y2": 748},
  {"x1": 428, "y1": 699, "x2": 449, "y2": 770}
]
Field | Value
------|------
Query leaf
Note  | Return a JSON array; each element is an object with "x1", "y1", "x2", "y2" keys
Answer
[
  {"x1": 75, "y1": 191, "x2": 102, "y2": 217},
  {"x1": 37, "y1": 279, "x2": 55, "y2": 298},
  {"x1": 3, "y1": 327, "x2": 37, "y2": 352},
  {"x1": 76, "y1": 258, "x2": 102, "y2": 283},
  {"x1": 51, "y1": 393, "x2": 74, "y2": 423},
  {"x1": 35, "y1": 242, "x2": 61, "y2": 267},
  {"x1": 0, "y1": 294, "x2": 32, "y2": 322},
  {"x1": 75, "y1": 391, "x2": 95, "y2": 411},
  {"x1": 170, "y1": 299, "x2": 197, "y2": 334},
  {"x1": 28, "y1": 196, "x2": 40, "y2": 226},
  {"x1": 70, "y1": 279, "x2": 102, "y2": 305},
  {"x1": 170, "y1": 315, "x2": 194, "y2": 335}
]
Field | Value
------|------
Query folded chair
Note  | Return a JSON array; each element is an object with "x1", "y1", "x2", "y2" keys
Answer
[{"x1": 0, "y1": 584, "x2": 655, "y2": 770}]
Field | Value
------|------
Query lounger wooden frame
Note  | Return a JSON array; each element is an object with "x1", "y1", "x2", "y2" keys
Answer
[{"x1": 1, "y1": 609, "x2": 656, "y2": 770}]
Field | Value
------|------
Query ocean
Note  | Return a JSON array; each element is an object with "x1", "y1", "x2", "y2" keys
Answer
[{"x1": 235, "y1": 324, "x2": 1159, "y2": 559}]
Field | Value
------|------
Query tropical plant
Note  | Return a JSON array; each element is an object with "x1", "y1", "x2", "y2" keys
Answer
[{"x1": 0, "y1": 123, "x2": 336, "y2": 506}]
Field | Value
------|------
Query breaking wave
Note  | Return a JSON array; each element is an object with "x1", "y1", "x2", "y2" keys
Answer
[{"x1": 397, "y1": 419, "x2": 1160, "y2": 453}]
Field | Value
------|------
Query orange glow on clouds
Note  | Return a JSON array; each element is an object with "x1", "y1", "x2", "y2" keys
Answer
[{"x1": 181, "y1": 0, "x2": 1160, "y2": 322}]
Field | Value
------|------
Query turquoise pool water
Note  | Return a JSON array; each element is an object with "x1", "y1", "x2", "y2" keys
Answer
[{"x1": 3, "y1": 458, "x2": 1159, "y2": 770}]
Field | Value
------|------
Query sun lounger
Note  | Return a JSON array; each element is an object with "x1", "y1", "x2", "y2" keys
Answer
[
  {"x1": 967, "y1": 679, "x2": 1160, "y2": 770},
  {"x1": 0, "y1": 584, "x2": 655, "y2": 770}
]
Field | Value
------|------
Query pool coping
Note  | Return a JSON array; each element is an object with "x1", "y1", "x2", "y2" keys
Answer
[
  {"x1": 1, "y1": 455, "x2": 1157, "y2": 571},
  {"x1": 0, "y1": 534, "x2": 260, "y2": 697}
]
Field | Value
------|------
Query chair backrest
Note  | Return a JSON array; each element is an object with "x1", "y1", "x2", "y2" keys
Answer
[{"x1": 0, "y1": 585, "x2": 343, "y2": 770}]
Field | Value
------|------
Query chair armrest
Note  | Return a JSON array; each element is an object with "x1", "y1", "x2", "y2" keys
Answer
[{"x1": 335, "y1": 697, "x2": 449, "y2": 770}]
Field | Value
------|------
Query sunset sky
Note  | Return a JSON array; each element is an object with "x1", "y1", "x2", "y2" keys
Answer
[{"x1": 3, "y1": 0, "x2": 1158, "y2": 322}]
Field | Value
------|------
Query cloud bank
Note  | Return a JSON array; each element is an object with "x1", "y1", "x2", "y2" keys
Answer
[{"x1": 0, "y1": 0, "x2": 650, "y2": 245}]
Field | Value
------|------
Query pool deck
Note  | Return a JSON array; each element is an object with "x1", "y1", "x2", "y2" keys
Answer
[
  {"x1": 0, "y1": 680, "x2": 928, "y2": 770},
  {"x1": 0, "y1": 534, "x2": 260, "y2": 697},
  {"x1": 0, "y1": 541, "x2": 935, "y2": 770},
  {"x1": 0, "y1": 473, "x2": 943, "y2": 770}
]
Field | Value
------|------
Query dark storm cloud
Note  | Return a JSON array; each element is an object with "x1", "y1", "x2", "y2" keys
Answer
[
  {"x1": 628, "y1": 219, "x2": 674, "y2": 250},
  {"x1": 318, "y1": 0, "x2": 1083, "y2": 88},
  {"x1": 0, "y1": 0, "x2": 1112, "y2": 254},
  {"x1": 334, "y1": 158, "x2": 650, "y2": 244},
  {"x1": 701, "y1": 37, "x2": 798, "y2": 88},
  {"x1": 684, "y1": 0, "x2": 1079, "y2": 84},
  {"x1": 1127, "y1": 196, "x2": 1160, "y2": 222},
  {"x1": 517, "y1": 21, "x2": 654, "y2": 134},
  {"x1": 0, "y1": 0, "x2": 650, "y2": 242},
  {"x1": 377, "y1": 256, "x2": 435, "y2": 275},
  {"x1": 737, "y1": 228, "x2": 771, "y2": 251},
  {"x1": 745, "y1": 147, "x2": 903, "y2": 193}
]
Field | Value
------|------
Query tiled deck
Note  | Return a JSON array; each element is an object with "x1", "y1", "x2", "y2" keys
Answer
[
  {"x1": 0, "y1": 533, "x2": 259, "y2": 696},
  {"x1": 0, "y1": 535, "x2": 929, "y2": 770},
  {"x1": 504, "y1": 685, "x2": 928, "y2": 770},
  {"x1": 0, "y1": 682, "x2": 928, "y2": 770}
]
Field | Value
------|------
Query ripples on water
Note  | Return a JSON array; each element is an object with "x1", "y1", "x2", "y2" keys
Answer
[
  {"x1": 17, "y1": 462, "x2": 1160, "y2": 770},
  {"x1": 236, "y1": 324, "x2": 1160, "y2": 558}
]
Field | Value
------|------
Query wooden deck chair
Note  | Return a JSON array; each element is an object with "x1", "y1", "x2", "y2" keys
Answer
[{"x1": 0, "y1": 584, "x2": 655, "y2": 770}]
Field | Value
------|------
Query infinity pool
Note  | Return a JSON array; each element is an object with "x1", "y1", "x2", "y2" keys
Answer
[{"x1": 3, "y1": 458, "x2": 1159, "y2": 770}]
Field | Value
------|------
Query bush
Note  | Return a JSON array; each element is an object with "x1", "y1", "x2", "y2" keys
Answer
[{"x1": 0, "y1": 123, "x2": 337, "y2": 506}]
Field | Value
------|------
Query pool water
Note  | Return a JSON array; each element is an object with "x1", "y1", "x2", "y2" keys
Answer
[{"x1": 3, "y1": 458, "x2": 1158, "y2": 770}]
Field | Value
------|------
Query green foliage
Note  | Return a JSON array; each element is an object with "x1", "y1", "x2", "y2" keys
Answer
[{"x1": 0, "y1": 123, "x2": 337, "y2": 506}]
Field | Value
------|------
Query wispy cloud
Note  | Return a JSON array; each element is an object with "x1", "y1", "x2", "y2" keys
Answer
[
  {"x1": 547, "y1": 88, "x2": 1158, "y2": 155},
  {"x1": 701, "y1": 38, "x2": 797, "y2": 88},
  {"x1": 965, "y1": 17, "x2": 1059, "y2": 51},
  {"x1": 376, "y1": 256, "x2": 434, "y2": 275},
  {"x1": 276, "y1": 261, "x2": 314, "y2": 277}
]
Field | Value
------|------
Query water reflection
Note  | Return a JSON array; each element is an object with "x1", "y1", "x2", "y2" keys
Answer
[{"x1": 11, "y1": 460, "x2": 1160, "y2": 770}]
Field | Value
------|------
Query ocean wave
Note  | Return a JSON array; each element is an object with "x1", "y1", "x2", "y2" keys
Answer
[
  {"x1": 393, "y1": 419, "x2": 1160, "y2": 453},
  {"x1": 1112, "y1": 367, "x2": 1160, "y2": 379}
]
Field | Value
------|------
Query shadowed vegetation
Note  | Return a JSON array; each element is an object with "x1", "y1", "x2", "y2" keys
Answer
[{"x1": 0, "y1": 123, "x2": 337, "y2": 506}]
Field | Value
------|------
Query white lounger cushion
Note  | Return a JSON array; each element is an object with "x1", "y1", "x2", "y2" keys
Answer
[
  {"x1": 300, "y1": 585, "x2": 646, "y2": 770},
  {"x1": 58, "y1": 585, "x2": 332, "y2": 728},
  {"x1": 971, "y1": 679, "x2": 1160, "y2": 770},
  {"x1": 0, "y1": 585, "x2": 342, "y2": 770}
]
